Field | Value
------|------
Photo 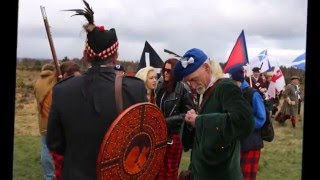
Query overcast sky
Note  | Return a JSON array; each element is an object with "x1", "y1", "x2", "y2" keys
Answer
[{"x1": 17, "y1": 0, "x2": 308, "y2": 67}]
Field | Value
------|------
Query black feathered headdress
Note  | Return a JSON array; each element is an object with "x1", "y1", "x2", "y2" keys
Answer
[{"x1": 64, "y1": 0, "x2": 118, "y2": 62}]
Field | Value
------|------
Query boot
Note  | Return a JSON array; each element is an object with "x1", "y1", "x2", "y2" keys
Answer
[
  {"x1": 291, "y1": 116, "x2": 297, "y2": 128},
  {"x1": 292, "y1": 122, "x2": 296, "y2": 128}
]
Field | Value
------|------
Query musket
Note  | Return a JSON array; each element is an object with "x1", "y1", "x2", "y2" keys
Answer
[
  {"x1": 164, "y1": 49, "x2": 182, "y2": 58},
  {"x1": 40, "y1": 6, "x2": 62, "y2": 80}
]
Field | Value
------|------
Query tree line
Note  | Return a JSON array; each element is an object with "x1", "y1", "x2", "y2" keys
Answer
[
  {"x1": 16, "y1": 57, "x2": 305, "y2": 86},
  {"x1": 16, "y1": 57, "x2": 140, "y2": 73}
]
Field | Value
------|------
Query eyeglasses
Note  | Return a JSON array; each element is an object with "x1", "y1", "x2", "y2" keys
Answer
[{"x1": 162, "y1": 68, "x2": 171, "y2": 73}]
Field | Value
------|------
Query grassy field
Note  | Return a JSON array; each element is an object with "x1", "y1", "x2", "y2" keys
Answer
[
  {"x1": 178, "y1": 120, "x2": 303, "y2": 180},
  {"x1": 13, "y1": 69, "x2": 303, "y2": 179}
]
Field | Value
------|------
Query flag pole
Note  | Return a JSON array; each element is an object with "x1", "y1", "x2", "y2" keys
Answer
[{"x1": 248, "y1": 63, "x2": 253, "y2": 87}]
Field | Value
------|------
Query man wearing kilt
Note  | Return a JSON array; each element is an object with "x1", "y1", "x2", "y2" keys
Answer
[
  {"x1": 228, "y1": 65, "x2": 266, "y2": 180},
  {"x1": 46, "y1": 1, "x2": 147, "y2": 179}
]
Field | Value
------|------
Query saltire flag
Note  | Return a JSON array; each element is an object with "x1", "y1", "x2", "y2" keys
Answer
[
  {"x1": 249, "y1": 49, "x2": 272, "y2": 73},
  {"x1": 291, "y1": 52, "x2": 305, "y2": 71},
  {"x1": 223, "y1": 30, "x2": 249, "y2": 73},
  {"x1": 266, "y1": 66, "x2": 286, "y2": 98},
  {"x1": 136, "y1": 41, "x2": 164, "y2": 72}
]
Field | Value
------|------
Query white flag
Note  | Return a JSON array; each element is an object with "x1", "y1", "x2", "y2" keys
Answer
[
  {"x1": 243, "y1": 63, "x2": 252, "y2": 77},
  {"x1": 249, "y1": 49, "x2": 272, "y2": 73},
  {"x1": 266, "y1": 66, "x2": 286, "y2": 98}
]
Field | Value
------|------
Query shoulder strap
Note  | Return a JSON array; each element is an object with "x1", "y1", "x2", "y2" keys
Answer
[
  {"x1": 199, "y1": 79, "x2": 222, "y2": 112},
  {"x1": 242, "y1": 86, "x2": 271, "y2": 128},
  {"x1": 242, "y1": 87, "x2": 255, "y2": 106},
  {"x1": 115, "y1": 74, "x2": 123, "y2": 114}
]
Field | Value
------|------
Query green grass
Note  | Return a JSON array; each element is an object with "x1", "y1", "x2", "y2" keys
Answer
[
  {"x1": 13, "y1": 121, "x2": 303, "y2": 180},
  {"x1": 178, "y1": 119, "x2": 303, "y2": 180},
  {"x1": 257, "y1": 121, "x2": 303, "y2": 180},
  {"x1": 13, "y1": 69, "x2": 304, "y2": 179},
  {"x1": 13, "y1": 135, "x2": 43, "y2": 180}
]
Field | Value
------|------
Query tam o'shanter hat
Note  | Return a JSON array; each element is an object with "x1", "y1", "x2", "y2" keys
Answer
[
  {"x1": 173, "y1": 48, "x2": 209, "y2": 81},
  {"x1": 226, "y1": 65, "x2": 245, "y2": 82},
  {"x1": 65, "y1": 0, "x2": 118, "y2": 62}
]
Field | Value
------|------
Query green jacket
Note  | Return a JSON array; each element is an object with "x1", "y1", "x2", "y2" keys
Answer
[{"x1": 188, "y1": 78, "x2": 254, "y2": 180}]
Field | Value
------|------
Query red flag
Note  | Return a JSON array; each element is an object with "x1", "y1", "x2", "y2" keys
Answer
[{"x1": 223, "y1": 30, "x2": 249, "y2": 73}]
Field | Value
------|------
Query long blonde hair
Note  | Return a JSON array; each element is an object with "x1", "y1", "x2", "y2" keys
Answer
[
  {"x1": 135, "y1": 66, "x2": 156, "y2": 83},
  {"x1": 135, "y1": 66, "x2": 156, "y2": 103}
]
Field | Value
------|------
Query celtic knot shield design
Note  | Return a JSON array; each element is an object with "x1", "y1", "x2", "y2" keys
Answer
[{"x1": 97, "y1": 102, "x2": 168, "y2": 179}]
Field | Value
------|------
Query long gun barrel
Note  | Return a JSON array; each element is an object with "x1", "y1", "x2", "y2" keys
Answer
[
  {"x1": 40, "y1": 6, "x2": 62, "y2": 79},
  {"x1": 164, "y1": 49, "x2": 182, "y2": 58}
]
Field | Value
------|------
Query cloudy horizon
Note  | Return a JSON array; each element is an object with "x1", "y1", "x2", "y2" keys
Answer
[{"x1": 17, "y1": 0, "x2": 308, "y2": 67}]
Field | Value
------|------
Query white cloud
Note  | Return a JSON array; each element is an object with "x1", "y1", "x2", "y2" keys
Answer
[{"x1": 17, "y1": 0, "x2": 307, "y2": 67}]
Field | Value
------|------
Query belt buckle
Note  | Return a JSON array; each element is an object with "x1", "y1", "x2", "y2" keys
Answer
[{"x1": 167, "y1": 139, "x2": 173, "y2": 145}]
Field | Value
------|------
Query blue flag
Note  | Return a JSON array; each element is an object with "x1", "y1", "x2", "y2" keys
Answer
[{"x1": 291, "y1": 52, "x2": 305, "y2": 71}]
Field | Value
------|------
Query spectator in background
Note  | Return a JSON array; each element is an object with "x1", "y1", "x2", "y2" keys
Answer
[
  {"x1": 34, "y1": 63, "x2": 57, "y2": 180},
  {"x1": 154, "y1": 58, "x2": 194, "y2": 179},
  {"x1": 263, "y1": 71, "x2": 280, "y2": 118},
  {"x1": 135, "y1": 66, "x2": 157, "y2": 103},
  {"x1": 278, "y1": 76, "x2": 301, "y2": 128},
  {"x1": 264, "y1": 71, "x2": 275, "y2": 115},
  {"x1": 50, "y1": 60, "x2": 83, "y2": 180},
  {"x1": 228, "y1": 65, "x2": 266, "y2": 180},
  {"x1": 60, "y1": 60, "x2": 81, "y2": 79},
  {"x1": 245, "y1": 67, "x2": 267, "y2": 99}
]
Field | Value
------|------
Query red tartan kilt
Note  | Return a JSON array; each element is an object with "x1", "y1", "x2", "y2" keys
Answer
[
  {"x1": 240, "y1": 149, "x2": 261, "y2": 180},
  {"x1": 50, "y1": 150, "x2": 64, "y2": 180},
  {"x1": 156, "y1": 134, "x2": 183, "y2": 180}
]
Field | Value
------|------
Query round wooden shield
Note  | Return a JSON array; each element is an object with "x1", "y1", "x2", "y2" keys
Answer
[{"x1": 96, "y1": 102, "x2": 168, "y2": 180}]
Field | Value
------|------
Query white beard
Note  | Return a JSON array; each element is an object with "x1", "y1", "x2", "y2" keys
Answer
[{"x1": 196, "y1": 85, "x2": 206, "y2": 95}]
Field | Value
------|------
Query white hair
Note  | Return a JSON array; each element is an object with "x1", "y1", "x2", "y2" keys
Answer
[{"x1": 205, "y1": 59, "x2": 226, "y2": 80}]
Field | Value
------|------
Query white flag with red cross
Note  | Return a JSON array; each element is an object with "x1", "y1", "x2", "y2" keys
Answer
[{"x1": 266, "y1": 66, "x2": 286, "y2": 98}]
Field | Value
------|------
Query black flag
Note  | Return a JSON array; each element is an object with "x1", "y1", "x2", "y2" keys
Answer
[{"x1": 136, "y1": 41, "x2": 163, "y2": 72}]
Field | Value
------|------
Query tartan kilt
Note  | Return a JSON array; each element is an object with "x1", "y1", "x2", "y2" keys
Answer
[
  {"x1": 240, "y1": 149, "x2": 261, "y2": 180},
  {"x1": 156, "y1": 134, "x2": 183, "y2": 180},
  {"x1": 50, "y1": 150, "x2": 64, "y2": 180}
]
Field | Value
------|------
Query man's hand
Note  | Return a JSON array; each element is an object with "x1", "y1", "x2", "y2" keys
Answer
[
  {"x1": 289, "y1": 101, "x2": 296, "y2": 105},
  {"x1": 286, "y1": 97, "x2": 296, "y2": 105},
  {"x1": 185, "y1": 109, "x2": 197, "y2": 128}
]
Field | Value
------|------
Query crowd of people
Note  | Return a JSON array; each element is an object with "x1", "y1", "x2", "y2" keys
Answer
[{"x1": 33, "y1": 1, "x2": 303, "y2": 180}]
